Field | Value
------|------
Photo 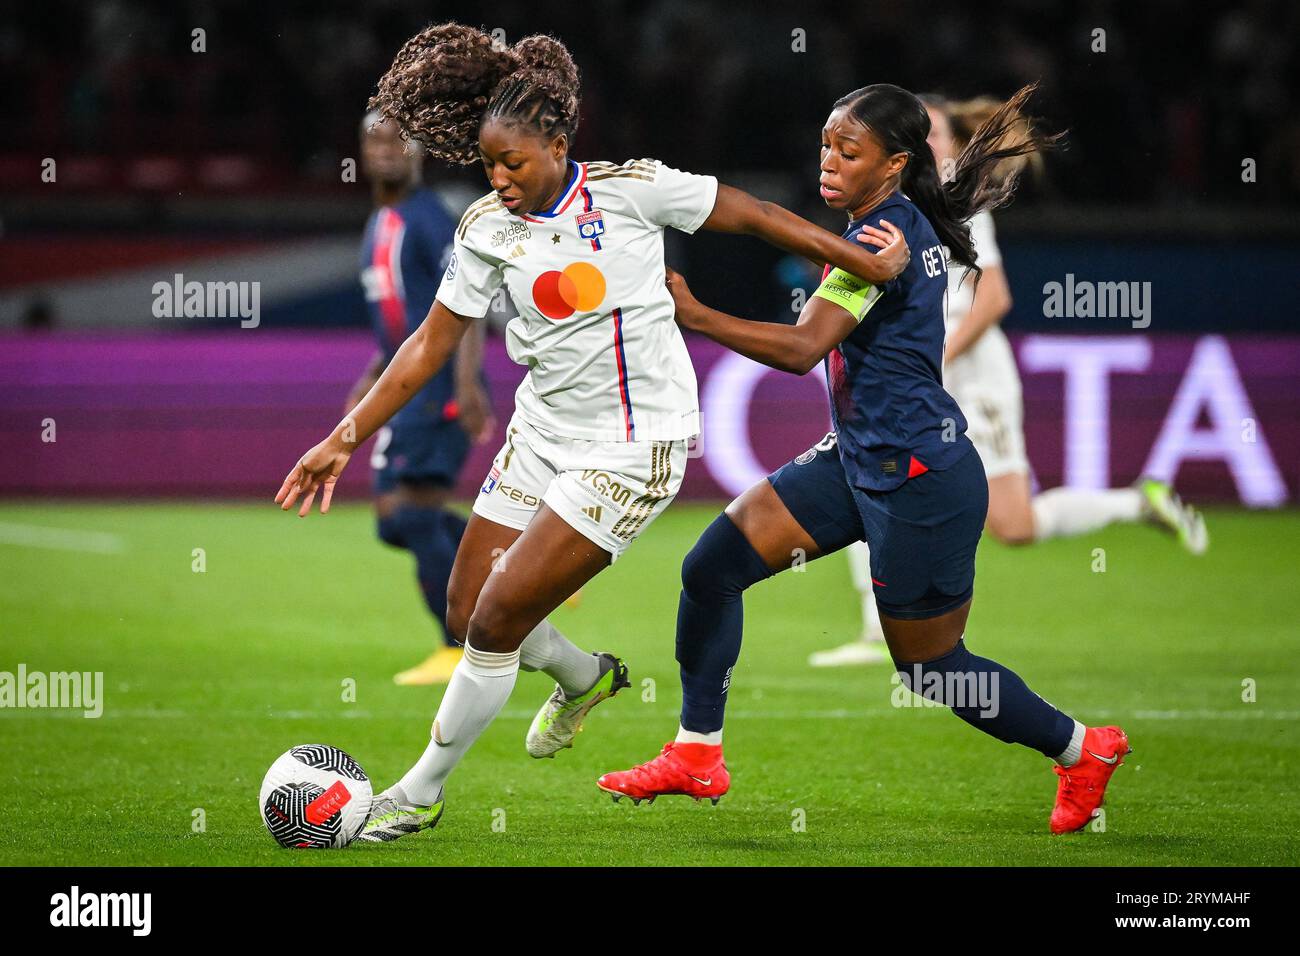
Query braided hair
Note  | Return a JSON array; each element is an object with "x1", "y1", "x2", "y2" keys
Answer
[{"x1": 368, "y1": 23, "x2": 580, "y2": 166}]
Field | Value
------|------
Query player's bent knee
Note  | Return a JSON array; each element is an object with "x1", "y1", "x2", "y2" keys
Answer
[
  {"x1": 680, "y1": 512, "x2": 773, "y2": 602},
  {"x1": 679, "y1": 536, "x2": 715, "y2": 598},
  {"x1": 445, "y1": 587, "x2": 474, "y2": 644},
  {"x1": 464, "y1": 597, "x2": 527, "y2": 653},
  {"x1": 445, "y1": 605, "x2": 470, "y2": 645},
  {"x1": 986, "y1": 513, "x2": 1035, "y2": 546},
  {"x1": 985, "y1": 479, "x2": 1036, "y2": 545},
  {"x1": 985, "y1": 499, "x2": 1035, "y2": 545}
]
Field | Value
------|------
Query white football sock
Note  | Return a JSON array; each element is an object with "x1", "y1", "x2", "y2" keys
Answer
[
  {"x1": 1054, "y1": 719, "x2": 1088, "y2": 767},
  {"x1": 518, "y1": 618, "x2": 601, "y2": 696},
  {"x1": 846, "y1": 540, "x2": 884, "y2": 642},
  {"x1": 396, "y1": 642, "x2": 520, "y2": 806},
  {"x1": 1031, "y1": 488, "x2": 1143, "y2": 541},
  {"x1": 676, "y1": 725, "x2": 722, "y2": 746}
]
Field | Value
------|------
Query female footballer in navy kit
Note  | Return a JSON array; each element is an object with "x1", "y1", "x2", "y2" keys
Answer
[{"x1": 600, "y1": 84, "x2": 1129, "y2": 835}]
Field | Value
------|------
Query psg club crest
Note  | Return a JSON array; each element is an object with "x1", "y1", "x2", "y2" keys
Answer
[{"x1": 576, "y1": 210, "x2": 605, "y2": 240}]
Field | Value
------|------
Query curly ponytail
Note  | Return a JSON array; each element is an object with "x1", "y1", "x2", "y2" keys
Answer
[{"x1": 368, "y1": 23, "x2": 581, "y2": 166}]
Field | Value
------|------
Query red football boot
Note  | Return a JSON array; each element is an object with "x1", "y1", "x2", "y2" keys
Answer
[
  {"x1": 1050, "y1": 725, "x2": 1131, "y2": 834},
  {"x1": 597, "y1": 742, "x2": 730, "y2": 805}
]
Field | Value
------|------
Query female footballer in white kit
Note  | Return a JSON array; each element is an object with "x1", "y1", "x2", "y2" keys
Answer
[
  {"x1": 812, "y1": 93, "x2": 1208, "y2": 668},
  {"x1": 275, "y1": 23, "x2": 910, "y2": 839}
]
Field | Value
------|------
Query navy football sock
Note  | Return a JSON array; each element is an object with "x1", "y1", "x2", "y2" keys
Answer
[
  {"x1": 377, "y1": 506, "x2": 466, "y2": 648},
  {"x1": 376, "y1": 511, "x2": 407, "y2": 549},
  {"x1": 894, "y1": 639, "x2": 1075, "y2": 758},
  {"x1": 677, "y1": 513, "x2": 774, "y2": 733}
]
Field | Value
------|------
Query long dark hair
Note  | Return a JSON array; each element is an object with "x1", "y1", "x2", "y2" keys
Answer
[
  {"x1": 833, "y1": 82, "x2": 1059, "y2": 270},
  {"x1": 368, "y1": 23, "x2": 581, "y2": 165}
]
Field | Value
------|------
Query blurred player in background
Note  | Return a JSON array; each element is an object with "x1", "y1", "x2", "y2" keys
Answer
[
  {"x1": 352, "y1": 112, "x2": 496, "y2": 685},
  {"x1": 810, "y1": 93, "x2": 1209, "y2": 669},
  {"x1": 278, "y1": 24, "x2": 910, "y2": 843}
]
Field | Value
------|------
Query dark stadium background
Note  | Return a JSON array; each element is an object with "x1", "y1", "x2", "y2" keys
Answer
[{"x1": 2, "y1": 0, "x2": 1297, "y2": 503}]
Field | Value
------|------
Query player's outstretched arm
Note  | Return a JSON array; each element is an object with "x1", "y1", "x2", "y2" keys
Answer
[
  {"x1": 667, "y1": 268, "x2": 856, "y2": 376},
  {"x1": 344, "y1": 350, "x2": 384, "y2": 414},
  {"x1": 701, "y1": 184, "x2": 909, "y2": 284},
  {"x1": 453, "y1": 317, "x2": 496, "y2": 444},
  {"x1": 275, "y1": 300, "x2": 474, "y2": 516},
  {"x1": 944, "y1": 262, "x2": 1012, "y2": 364}
]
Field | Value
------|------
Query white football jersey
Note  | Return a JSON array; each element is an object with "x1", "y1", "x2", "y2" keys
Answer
[
  {"x1": 436, "y1": 158, "x2": 718, "y2": 442},
  {"x1": 943, "y1": 209, "x2": 1020, "y2": 397}
]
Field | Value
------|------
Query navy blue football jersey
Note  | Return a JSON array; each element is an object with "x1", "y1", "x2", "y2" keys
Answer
[
  {"x1": 816, "y1": 191, "x2": 972, "y2": 491},
  {"x1": 359, "y1": 187, "x2": 460, "y2": 422}
]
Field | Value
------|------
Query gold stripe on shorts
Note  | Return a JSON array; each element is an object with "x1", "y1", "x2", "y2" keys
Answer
[
  {"x1": 611, "y1": 441, "x2": 673, "y2": 541},
  {"x1": 501, "y1": 426, "x2": 519, "y2": 471}
]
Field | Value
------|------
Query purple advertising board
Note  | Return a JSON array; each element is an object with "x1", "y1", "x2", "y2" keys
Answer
[{"x1": 2, "y1": 331, "x2": 1295, "y2": 505}]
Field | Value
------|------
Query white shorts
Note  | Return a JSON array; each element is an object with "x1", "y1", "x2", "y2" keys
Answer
[
  {"x1": 472, "y1": 414, "x2": 688, "y2": 559},
  {"x1": 953, "y1": 383, "x2": 1029, "y2": 480},
  {"x1": 946, "y1": 329, "x2": 1029, "y2": 481}
]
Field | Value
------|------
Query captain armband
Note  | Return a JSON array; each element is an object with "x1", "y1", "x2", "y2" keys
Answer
[{"x1": 811, "y1": 268, "x2": 885, "y2": 322}]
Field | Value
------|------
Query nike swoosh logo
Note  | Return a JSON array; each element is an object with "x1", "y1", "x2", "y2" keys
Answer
[
  {"x1": 688, "y1": 774, "x2": 712, "y2": 786},
  {"x1": 1086, "y1": 749, "x2": 1119, "y2": 765}
]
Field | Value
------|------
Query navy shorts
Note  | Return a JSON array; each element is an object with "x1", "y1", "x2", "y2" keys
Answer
[
  {"x1": 767, "y1": 432, "x2": 988, "y2": 620},
  {"x1": 372, "y1": 408, "x2": 470, "y2": 495}
]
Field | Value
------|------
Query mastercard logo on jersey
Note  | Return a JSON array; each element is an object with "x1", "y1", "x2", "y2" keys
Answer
[{"x1": 532, "y1": 262, "x2": 606, "y2": 320}]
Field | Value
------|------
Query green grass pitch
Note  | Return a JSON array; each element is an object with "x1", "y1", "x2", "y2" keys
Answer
[{"x1": 1, "y1": 501, "x2": 1297, "y2": 866}]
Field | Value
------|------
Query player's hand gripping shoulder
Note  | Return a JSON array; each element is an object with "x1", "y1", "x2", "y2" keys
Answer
[
  {"x1": 703, "y1": 183, "x2": 909, "y2": 284},
  {"x1": 857, "y1": 220, "x2": 908, "y2": 280},
  {"x1": 663, "y1": 267, "x2": 699, "y2": 327}
]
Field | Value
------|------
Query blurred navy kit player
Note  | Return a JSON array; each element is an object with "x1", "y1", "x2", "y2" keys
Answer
[{"x1": 350, "y1": 112, "x2": 495, "y2": 685}]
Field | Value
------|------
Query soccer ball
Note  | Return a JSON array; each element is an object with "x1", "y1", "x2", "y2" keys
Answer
[{"x1": 259, "y1": 744, "x2": 373, "y2": 848}]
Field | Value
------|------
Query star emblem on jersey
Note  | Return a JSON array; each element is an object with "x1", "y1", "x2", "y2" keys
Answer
[
  {"x1": 551, "y1": 233, "x2": 561, "y2": 244},
  {"x1": 532, "y1": 262, "x2": 606, "y2": 320}
]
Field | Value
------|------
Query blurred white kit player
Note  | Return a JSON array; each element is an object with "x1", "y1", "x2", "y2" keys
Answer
[
  {"x1": 942, "y1": 212, "x2": 1025, "y2": 480},
  {"x1": 810, "y1": 210, "x2": 1207, "y2": 668}
]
